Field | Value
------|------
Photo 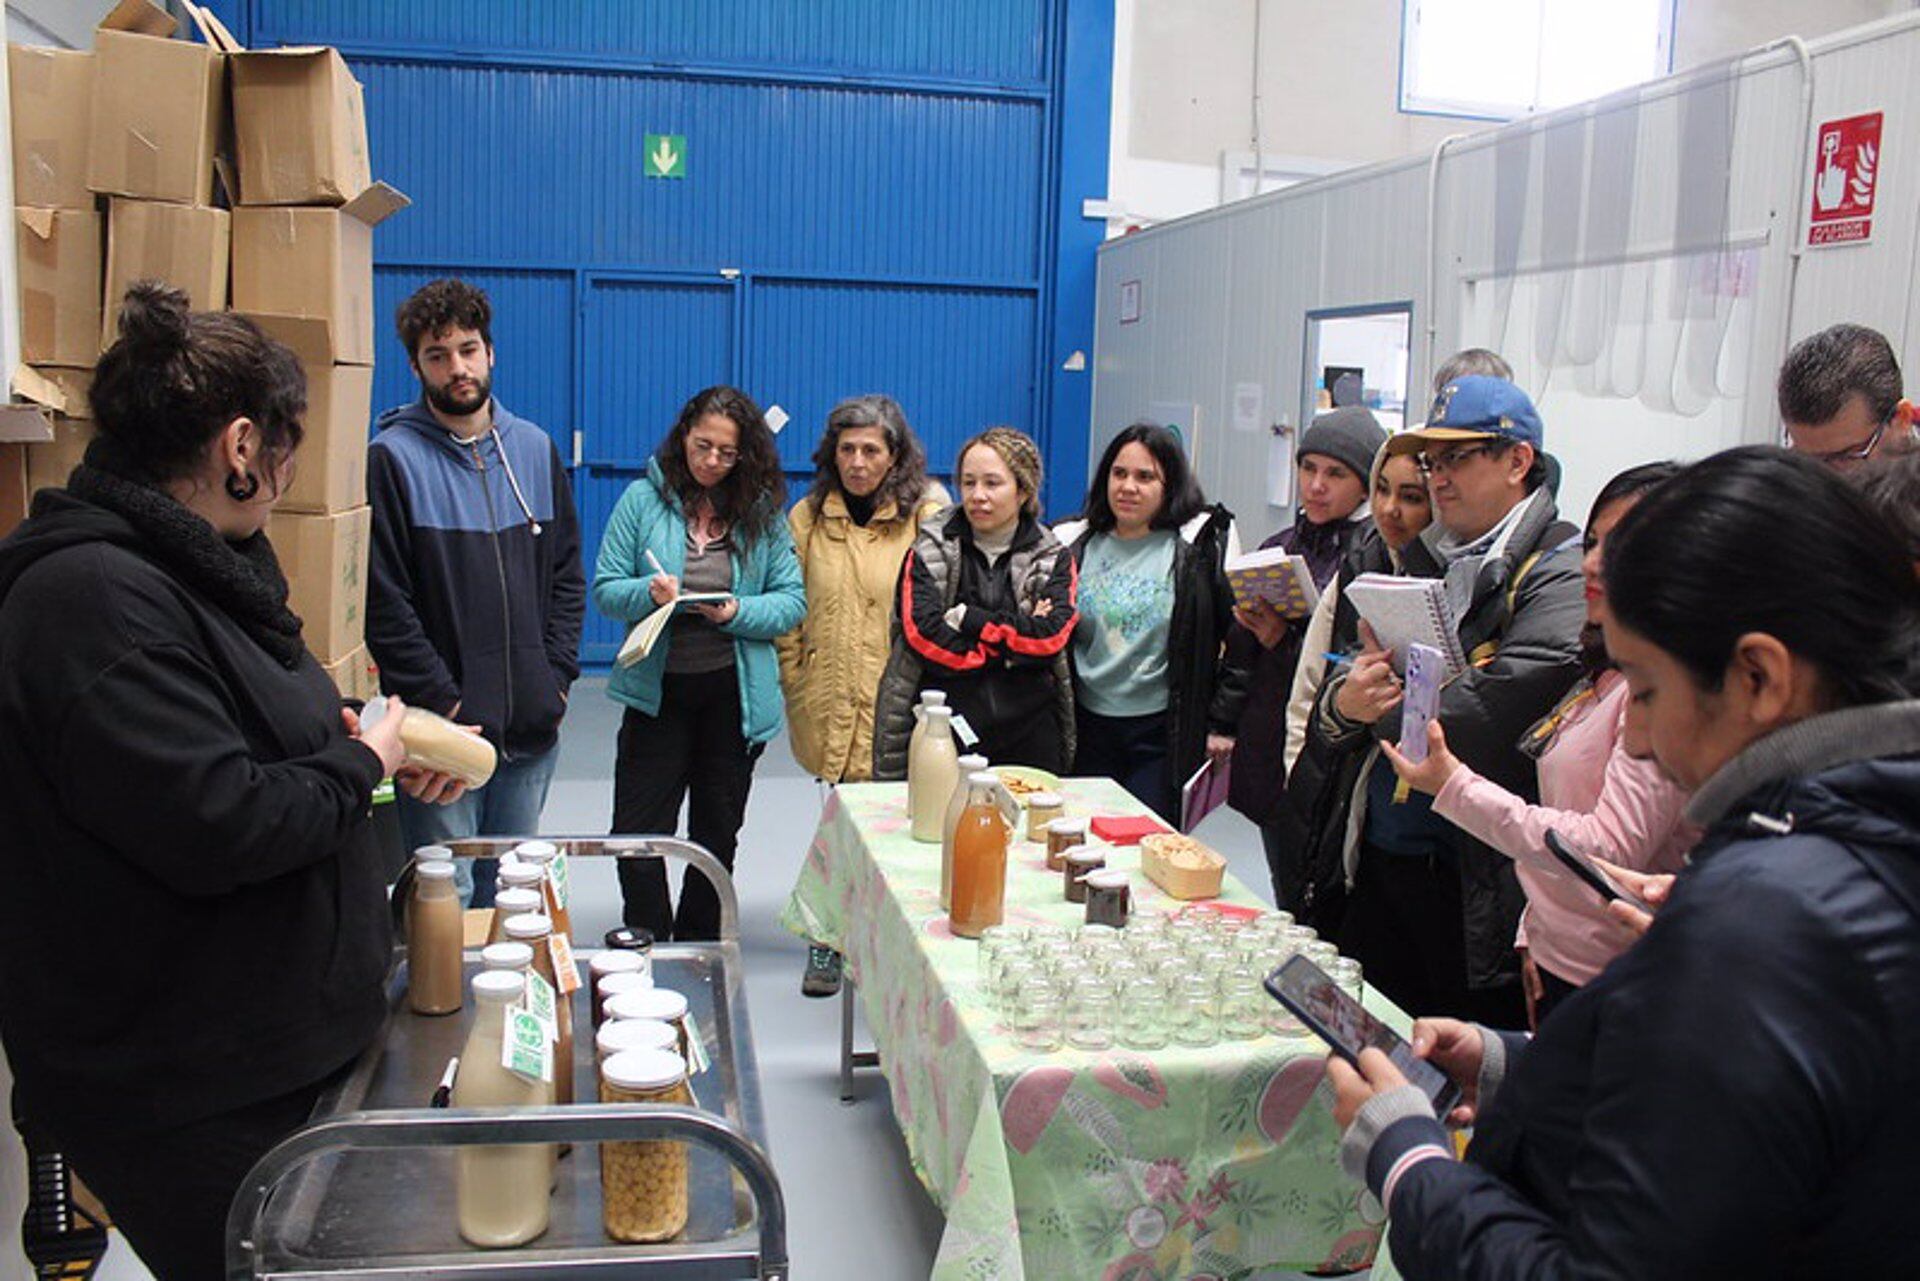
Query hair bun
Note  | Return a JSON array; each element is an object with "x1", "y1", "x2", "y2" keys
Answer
[{"x1": 114, "y1": 280, "x2": 192, "y2": 353}]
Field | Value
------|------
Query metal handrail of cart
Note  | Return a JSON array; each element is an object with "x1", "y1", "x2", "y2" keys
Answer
[{"x1": 225, "y1": 837, "x2": 787, "y2": 1280}]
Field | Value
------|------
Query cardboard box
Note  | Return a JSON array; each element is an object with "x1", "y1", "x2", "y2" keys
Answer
[
  {"x1": 87, "y1": 2, "x2": 224, "y2": 206},
  {"x1": 24, "y1": 416, "x2": 94, "y2": 493},
  {"x1": 18, "y1": 365, "x2": 93, "y2": 419},
  {"x1": 230, "y1": 184, "x2": 407, "y2": 365},
  {"x1": 16, "y1": 209, "x2": 103, "y2": 366},
  {"x1": 231, "y1": 47, "x2": 371, "y2": 206},
  {"x1": 243, "y1": 314, "x2": 371, "y2": 513},
  {"x1": 8, "y1": 45, "x2": 95, "y2": 209},
  {"x1": 102, "y1": 199, "x2": 229, "y2": 348},
  {"x1": 270, "y1": 505, "x2": 370, "y2": 664},
  {"x1": 0, "y1": 444, "x2": 27, "y2": 540},
  {"x1": 320, "y1": 644, "x2": 380, "y2": 703}
]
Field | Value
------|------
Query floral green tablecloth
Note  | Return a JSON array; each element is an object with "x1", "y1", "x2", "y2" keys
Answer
[{"x1": 780, "y1": 778, "x2": 1395, "y2": 1279}]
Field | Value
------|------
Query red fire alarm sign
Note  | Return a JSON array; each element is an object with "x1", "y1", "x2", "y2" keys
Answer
[{"x1": 1808, "y1": 111, "x2": 1882, "y2": 248}]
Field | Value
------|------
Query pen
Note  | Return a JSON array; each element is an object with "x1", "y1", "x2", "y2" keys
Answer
[
  {"x1": 644, "y1": 548, "x2": 666, "y2": 578},
  {"x1": 431, "y1": 1056, "x2": 459, "y2": 1108}
]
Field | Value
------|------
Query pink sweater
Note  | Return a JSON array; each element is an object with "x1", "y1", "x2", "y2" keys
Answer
[{"x1": 1431, "y1": 671, "x2": 1696, "y2": 985}]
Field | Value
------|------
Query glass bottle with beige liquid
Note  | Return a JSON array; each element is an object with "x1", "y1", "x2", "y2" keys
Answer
[
  {"x1": 513, "y1": 840, "x2": 573, "y2": 943},
  {"x1": 362, "y1": 695, "x2": 498, "y2": 787},
  {"x1": 906, "y1": 689, "x2": 947, "y2": 764},
  {"x1": 407, "y1": 860, "x2": 464, "y2": 1015},
  {"x1": 950, "y1": 772, "x2": 1010, "y2": 938},
  {"x1": 452, "y1": 970, "x2": 552, "y2": 1248},
  {"x1": 908, "y1": 705, "x2": 961, "y2": 842},
  {"x1": 940, "y1": 753, "x2": 989, "y2": 910},
  {"x1": 487, "y1": 888, "x2": 545, "y2": 946},
  {"x1": 504, "y1": 914, "x2": 575, "y2": 1108}
]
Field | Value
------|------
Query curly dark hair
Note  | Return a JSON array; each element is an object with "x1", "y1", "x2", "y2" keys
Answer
[
  {"x1": 656, "y1": 385, "x2": 786, "y2": 544},
  {"x1": 804, "y1": 394, "x2": 932, "y2": 519},
  {"x1": 90, "y1": 281, "x2": 306, "y2": 485},
  {"x1": 395, "y1": 278, "x2": 492, "y2": 364}
]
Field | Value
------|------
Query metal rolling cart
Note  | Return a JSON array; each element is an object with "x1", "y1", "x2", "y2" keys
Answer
[{"x1": 224, "y1": 837, "x2": 787, "y2": 1280}]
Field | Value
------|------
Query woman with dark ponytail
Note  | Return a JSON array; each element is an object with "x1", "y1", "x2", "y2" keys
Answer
[
  {"x1": 0, "y1": 284, "x2": 462, "y2": 1279},
  {"x1": 1328, "y1": 447, "x2": 1920, "y2": 1279}
]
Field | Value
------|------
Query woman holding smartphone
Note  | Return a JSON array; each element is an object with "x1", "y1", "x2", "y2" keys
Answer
[
  {"x1": 1379, "y1": 462, "x2": 1694, "y2": 1024},
  {"x1": 1329, "y1": 448, "x2": 1920, "y2": 1278}
]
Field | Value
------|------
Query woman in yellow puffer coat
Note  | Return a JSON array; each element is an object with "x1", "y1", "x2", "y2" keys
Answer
[{"x1": 778, "y1": 394, "x2": 946, "y2": 994}]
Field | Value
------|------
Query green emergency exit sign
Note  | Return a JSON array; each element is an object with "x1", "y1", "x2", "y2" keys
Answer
[{"x1": 644, "y1": 134, "x2": 686, "y2": 179}]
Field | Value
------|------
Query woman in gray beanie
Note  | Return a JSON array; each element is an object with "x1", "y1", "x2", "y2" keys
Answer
[{"x1": 1217, "y1": 405, "x2": 1387, "y2": 836}]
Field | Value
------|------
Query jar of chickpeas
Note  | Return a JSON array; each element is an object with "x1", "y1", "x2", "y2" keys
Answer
[{"x1": 599, "y1": 1048, "x2": 692, "y2": 1243}]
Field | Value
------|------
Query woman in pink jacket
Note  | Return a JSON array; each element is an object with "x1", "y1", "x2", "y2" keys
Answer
[{"x1": 1383, "y1": 462, "x2": 1693, "y2": 1025}]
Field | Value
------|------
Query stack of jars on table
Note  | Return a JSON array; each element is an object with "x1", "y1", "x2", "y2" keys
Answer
[
  {"x1": 976, "y1": 906, "x2": 1365, "y2": 1053},
  {"x1": 405, "y1": 843, "x2": 707, "y2": 1250}
]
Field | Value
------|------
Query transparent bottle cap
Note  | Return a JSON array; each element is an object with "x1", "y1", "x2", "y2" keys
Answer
[
  {"x1": 480, "y1": 942, "x2": 533, "y2": 972},
  {"x1": 601, "y1": 1047, "x2": 687, "y2": 1092},
  {"x1": 957, "y1": 754, "x2": 989, "y2": 771},
  {"x1": 502, "y1": 912, "x2": 552, "y2": 942},
  {"x1": 472, "y1": 970, "x2": 525, "y2": 1001},
  {"x1": 415, "y1": 860, "x2": 456, "y2": 882},
  {"x1": 597, "y1": 971, "x2": 653, "y2": 1000},
  {"x1": 596, "y1": 1018, "x2": 678, "y2": 1060},
  {"x1": 604, "y1": 987, "x2": 688, "y2": 1024},
  {"x1": 967, "y1": 771, "x2": 1000, "y2": 786},
  {"x1": 589, "y1": 950, "x2": 646, "y2": 977},
  {"x1": 412, "y1": 844, "x2": 455, "y2": 863},
  {"x1": 492, "y1": 888, "x2": 543, "y2": 916},
  {"x1": 513, "y1": 840, "x2": 558, "y2": 864}
]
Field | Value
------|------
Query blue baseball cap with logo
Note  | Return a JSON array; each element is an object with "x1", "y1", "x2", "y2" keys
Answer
[{"x1": 1386, "y1": 375, "x2": 1545, "y2": 456}]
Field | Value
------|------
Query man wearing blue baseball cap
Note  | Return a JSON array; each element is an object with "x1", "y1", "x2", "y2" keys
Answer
[{"x1": 1318, "y1": 375, "x2": 1586, "y2": 1027}]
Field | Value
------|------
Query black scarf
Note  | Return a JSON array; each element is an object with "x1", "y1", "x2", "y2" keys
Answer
[{"x1": 65, "y1": 459, "x2": 307, "y2": 668}]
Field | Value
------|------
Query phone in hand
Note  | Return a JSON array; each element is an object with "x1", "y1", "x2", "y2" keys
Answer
[
  {"x1": 1397, "y1": 641, "x2": 1445, "y2": 764},
  {"x1": 1544, "y1": 828, "x2": 1653, "y2": 914},
  {"x1": 1264, "y1": 954, "x2": 1461, "y2": 1117}
]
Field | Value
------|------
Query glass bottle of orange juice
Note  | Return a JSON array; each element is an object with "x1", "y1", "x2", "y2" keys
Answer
[{"x1": 950, "y1": 772, "x2": 1010, "y2": 938}]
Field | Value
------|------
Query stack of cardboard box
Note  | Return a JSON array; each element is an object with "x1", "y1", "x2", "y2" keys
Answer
[{"x1": 5, "y1": 0, "x2": 404, "y2": 702}]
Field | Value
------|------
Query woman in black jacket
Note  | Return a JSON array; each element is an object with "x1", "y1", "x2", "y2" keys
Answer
[
  {"x1": 1054, "y1": 423, "x2": 1242, "y2": 820},
  {"x1": 0, "y1": 285, "x2": 459, "y2": 1280},
  {"x1": 1330, "y1": 448, "x2": 1920, "y2": 1279}
]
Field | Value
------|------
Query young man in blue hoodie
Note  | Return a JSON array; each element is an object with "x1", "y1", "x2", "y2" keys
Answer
[{"x1": 367, "y1": 279, "x2": 585, "y2": 904}]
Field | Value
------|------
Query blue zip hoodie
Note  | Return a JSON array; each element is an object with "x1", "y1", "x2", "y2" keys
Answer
[
  {"x1": 592, "y1": 458, "x2": 805, "y2": 744},
  {"x1": 366, "y1": 397, "x2": 585, "y2": 759}
]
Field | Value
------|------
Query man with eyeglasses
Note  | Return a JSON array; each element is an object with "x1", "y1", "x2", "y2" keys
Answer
[
  {"x1": 1319, "y1": 376, "x2": 1585, "y2": 1029},
  {"x1": 367, "y1": 278, "x2": 586, "y2": 905},
  {"x1": 1778, "y1": 323, "x2": 1918, "y2": 469}
]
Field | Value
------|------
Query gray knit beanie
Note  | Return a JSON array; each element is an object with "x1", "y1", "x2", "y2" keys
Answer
[{"x1": 1299, "y1": 406, "x2": 1388, "y2": 479}]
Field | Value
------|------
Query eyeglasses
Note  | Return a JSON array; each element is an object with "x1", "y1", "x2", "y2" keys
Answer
[
  {"x1": 1415, "y1": 441, "x2": 1504, "y2": 477},
  {"x1": 1782, "y1": 418, "x2": 1912, "y2": 469},
  {"x1": 688, "y1": 437, "x2": 740, "y2": 465}
]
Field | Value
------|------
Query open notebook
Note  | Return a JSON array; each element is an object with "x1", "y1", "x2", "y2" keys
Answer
[
  {"x1": 1343, "y1": 574, "x2": 1469, "y2": 676},
  {"x1": 1222, "y1": 527, "x2": 1320, "y2": 621},
  {"x1": 615, "y1": 593, "x2": 733, "y2": 668}
]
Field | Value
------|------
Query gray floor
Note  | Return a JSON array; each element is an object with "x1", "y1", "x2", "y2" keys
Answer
[{"x1": 99, "y1": 677, "x2": 1339, "y2": 1280}]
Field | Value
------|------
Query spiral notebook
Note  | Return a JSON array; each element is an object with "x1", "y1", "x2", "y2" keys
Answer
[{"x1": 1343, "y1": 574, "x2": 1469, "y2": 676}]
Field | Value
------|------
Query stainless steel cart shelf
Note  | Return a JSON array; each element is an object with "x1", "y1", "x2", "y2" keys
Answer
[{"x1": 225, "y1": 837, "x2": 786, "y2": 1280}]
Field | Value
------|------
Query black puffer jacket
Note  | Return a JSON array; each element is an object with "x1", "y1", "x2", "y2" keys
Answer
[
  {"x1": 1054, "y1": 505, "x2": 1248, "y2": 806},
  {"x1": 1381, "y1": 702, "x2": 1920, "y2": 1280}
]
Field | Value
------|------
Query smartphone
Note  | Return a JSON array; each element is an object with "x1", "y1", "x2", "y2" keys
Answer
[
  {"x1": 1544, "y1": 829, "x2": 1653, "y2": 914},
  {"x1": 1264, "y1": 954, "x2": 1461, "y2": 1117},
  {"x1": 1398, "y1": 642, "x2": 1444, "y2": 764}
]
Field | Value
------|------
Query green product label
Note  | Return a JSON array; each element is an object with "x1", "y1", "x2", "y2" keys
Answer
[
  {"x1": 503, "y1": 1009, "x2": 553, "y2": 1083},
  {"x1": 524, "y1": 970, "x2": 558, "y2": 1041},
  {"x1": 547, "y1": 853, "x2": 571, "y2": 910}
]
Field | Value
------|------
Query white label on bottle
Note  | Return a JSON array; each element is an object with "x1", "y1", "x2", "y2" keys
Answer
[
  {"x1": 548, "y1": 934, "x2": 582, "y2": 994},
  {"x1": 950, "y1": 713, "x2": 981, "y2": 747},
  {"x1": 504, "y1": 1008, "x2": 554, "y2": 1083},
  {"x1": 677, "y1": 1013, "x2": 713, "y2": 1075},
  {"x1": 547, "y1": 853, "x2": 572, "y2": 910},
  {"x1": 523, "y1": 970, "x2": 559, "y2": 1042}
]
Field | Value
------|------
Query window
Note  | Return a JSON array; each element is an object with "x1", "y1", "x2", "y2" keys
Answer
[{"x1": 1401, "y1": 0, "x2": 1673, "y2": 120}]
